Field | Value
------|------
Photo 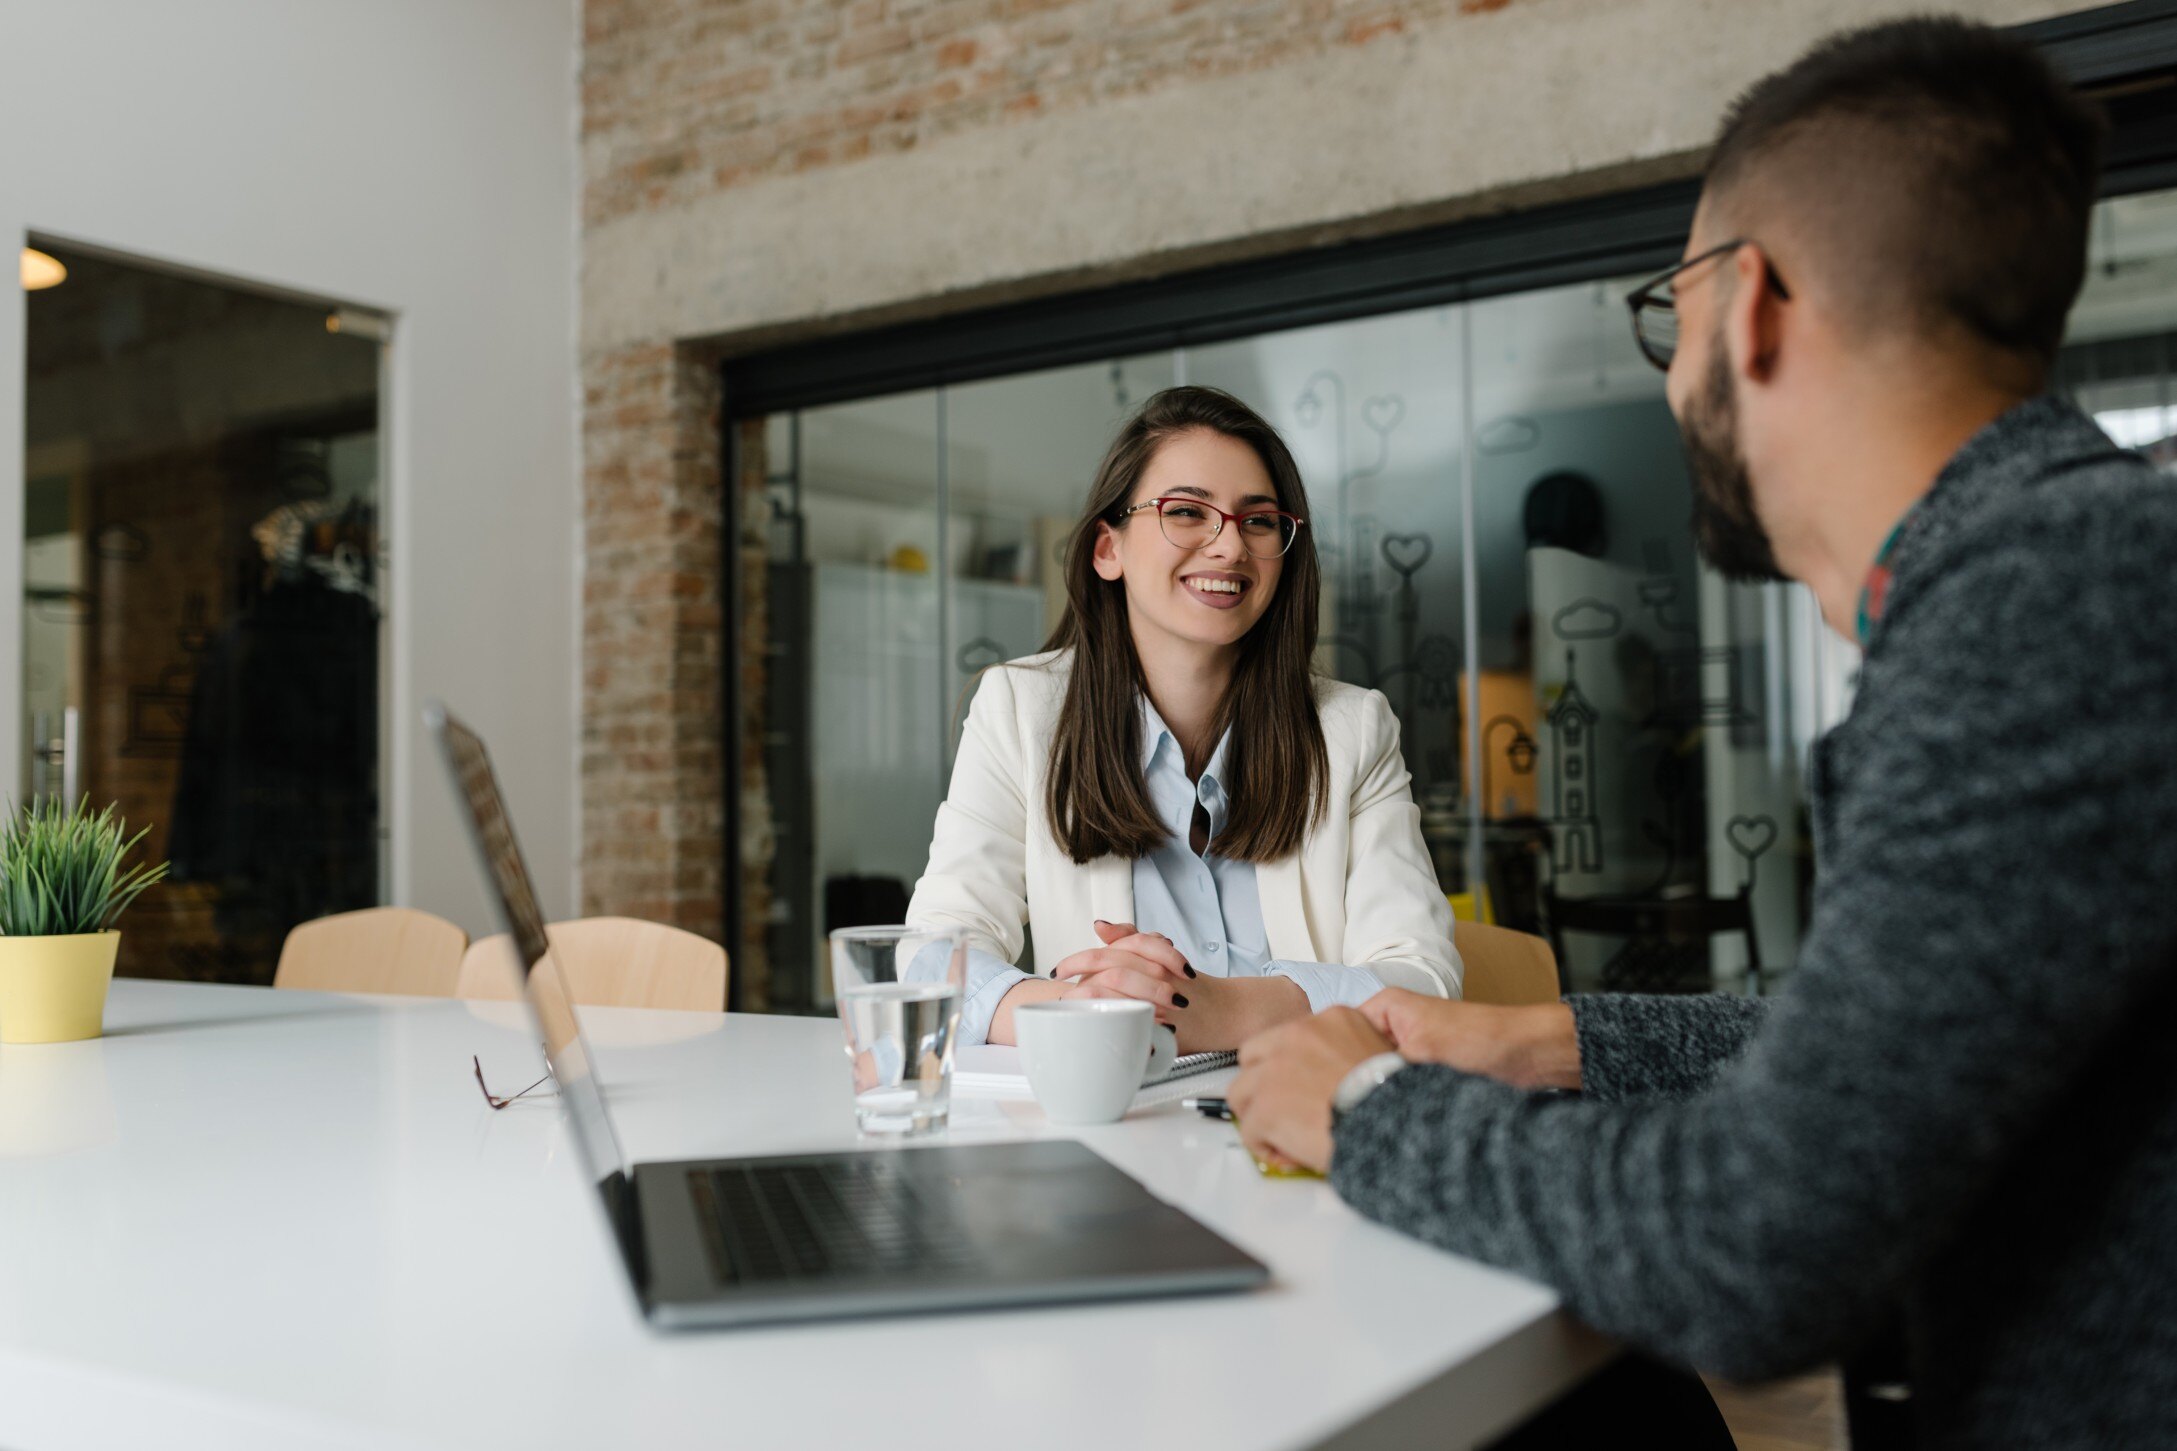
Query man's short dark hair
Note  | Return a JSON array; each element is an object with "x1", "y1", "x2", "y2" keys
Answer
[{"x1": 1706, "y1": 17, "x2": 2106, "y2": 376}]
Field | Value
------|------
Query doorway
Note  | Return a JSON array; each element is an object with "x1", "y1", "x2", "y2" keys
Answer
[{"x1": 20, "y1": 239, "x2": 387, "y2": 982}]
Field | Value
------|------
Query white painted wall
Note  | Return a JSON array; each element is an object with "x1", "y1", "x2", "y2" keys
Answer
[{"x1": 0, "y1": 0, "x2": 581, "y2": 938}]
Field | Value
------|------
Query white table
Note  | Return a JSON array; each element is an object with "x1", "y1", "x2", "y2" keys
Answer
[{"x1": 0, "y1": 980, "x2": 1610, "y2": 1451}]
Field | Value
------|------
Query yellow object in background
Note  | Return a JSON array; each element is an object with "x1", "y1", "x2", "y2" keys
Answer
[
  {"x1": 0, "y1": 931, "x2": 121, "y2": 1043},
  {"x1": 888, "y1": 544, "x2": 930, "y2": 573},
  {"x1": 1447, "y1": 889, "x2": 1494, "y2": 925}
]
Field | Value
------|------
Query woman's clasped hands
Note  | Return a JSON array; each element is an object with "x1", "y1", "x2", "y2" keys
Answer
[
  {"x1": 1048, "y1": 918, "x2": 1196, "y2": 1017},
  {"x1": 1040, "y1": 919, "x2": 1307, "y2": 1054}
]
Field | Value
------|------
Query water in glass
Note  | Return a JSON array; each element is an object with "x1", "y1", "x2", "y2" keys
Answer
[{"x1": 831, "y1": 926, "x2": 963, "y2": 1135}]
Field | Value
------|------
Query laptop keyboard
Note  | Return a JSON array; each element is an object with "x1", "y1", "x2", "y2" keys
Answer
[{"x1": 689, "y1": 1159, "x2": 976, "y2": 1285}]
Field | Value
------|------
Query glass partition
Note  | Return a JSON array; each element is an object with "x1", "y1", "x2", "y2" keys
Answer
[
  {"x1": 21, "y1": 241, "x2": 384, "y2": 983},
  {"x1": 738, "y1": 183, "x2": 2177, "y2": 1011}
]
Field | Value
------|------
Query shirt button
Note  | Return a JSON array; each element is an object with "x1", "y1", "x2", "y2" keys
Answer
[{"x1": 1206, "y1": 942, "x2": 1222, "y2": 954}]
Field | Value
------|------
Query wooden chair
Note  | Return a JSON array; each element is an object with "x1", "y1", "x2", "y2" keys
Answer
[
  {"x1": 1453, "y1": 919, "x2": 1564, "y2": 1007},
  {"x1": 457, "y1": 917, "x2": 728, "y2": 1012},
  {"x1": 273, "y1": 906, "x2": 469, "y2": 997}
]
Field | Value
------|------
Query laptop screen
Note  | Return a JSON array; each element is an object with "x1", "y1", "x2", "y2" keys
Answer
[{"x1": 430, "y1": 703, "x2": 627, "y2": 1188}]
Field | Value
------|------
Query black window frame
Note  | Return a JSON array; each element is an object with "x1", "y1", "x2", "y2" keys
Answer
[{"x1": 719, "y1": 0, "x2": 2177, "y2": 1009}]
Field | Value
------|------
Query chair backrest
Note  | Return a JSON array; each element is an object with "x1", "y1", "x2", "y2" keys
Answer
[
  {"x1": 457, "y1": 916, "x2": 729, "y2": 1013},
  {"x1": 1454, "y1": 919, "x2": 1563, "y2": 1006},
  {"x1": 1543, "y1": 886, "x2": 1763, "y2": 993},
  {"x1": 273, "y1": 907, "x2": 469, "y2": 997}
]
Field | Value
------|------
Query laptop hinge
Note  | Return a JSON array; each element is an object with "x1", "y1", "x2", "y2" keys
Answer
[{"x1": 598, "y1": 1170, "x2": 651, "y2": 1297}]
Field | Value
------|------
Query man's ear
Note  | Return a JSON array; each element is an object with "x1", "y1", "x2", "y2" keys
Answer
[
  {"x1": 1726, "y1": 242, "x2": 1787, "y2": 385},
  {"x1": 1091, "y1": 519, "x2": 1124, "y2": 582}
]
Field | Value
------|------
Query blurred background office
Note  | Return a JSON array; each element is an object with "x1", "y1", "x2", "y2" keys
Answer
[{"x1": 8, "y1": 0, "x2": 2177, "y2": 1012}]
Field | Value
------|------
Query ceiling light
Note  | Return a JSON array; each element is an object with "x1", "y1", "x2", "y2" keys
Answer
[{"x1": 20, "y1": 248, "x2": 65, "y2": 291}]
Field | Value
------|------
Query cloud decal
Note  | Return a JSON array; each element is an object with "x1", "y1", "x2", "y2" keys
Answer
[{"x1": 1552, "y1": 598, "x2": 1624, "y2": 641}]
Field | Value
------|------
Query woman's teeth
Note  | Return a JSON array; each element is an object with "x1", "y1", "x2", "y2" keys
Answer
[{"x1": 1188, "y1": 578, "x2": 1244, "y2": 594}]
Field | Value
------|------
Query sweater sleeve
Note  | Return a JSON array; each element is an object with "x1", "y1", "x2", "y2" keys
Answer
[
  {"x1": 1328, "y1": 505, "x2": 2177, "y2": 1382},
  {"x1": 1568, "y1": 994, "x2": 1768, "y2": 1103}
]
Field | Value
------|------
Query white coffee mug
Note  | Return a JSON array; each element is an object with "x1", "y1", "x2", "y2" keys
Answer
[{"x1": 1014, "y1": 1000, "x2": 1155, "y2": 1125}]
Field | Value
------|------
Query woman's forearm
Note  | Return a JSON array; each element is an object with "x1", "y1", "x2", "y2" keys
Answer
[
  {"x1": 985, "y1": 976, "x2": 1068, "y2": 1045},
  {"x1": 1179, "y1": 975, "x2": 1308, "y2": 1054}
]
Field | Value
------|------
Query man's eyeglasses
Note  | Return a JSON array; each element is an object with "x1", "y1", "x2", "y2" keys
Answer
[
  {"x1": 1113, "y1": 496, "x2": 1305, "y2": 559},
  {"x1": 473, "y1": 1054, "x2": 550, "y2": 1110},
  {"x1": 1624, "y1": 239, "x2": 1792, "y2": 372}
]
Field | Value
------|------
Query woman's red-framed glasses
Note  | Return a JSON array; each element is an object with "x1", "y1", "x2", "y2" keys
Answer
[{"x1": 1114, "y1": 496, "x2": 1305, "y2": 558}]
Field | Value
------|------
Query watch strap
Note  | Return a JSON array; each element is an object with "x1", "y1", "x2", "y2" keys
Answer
[{"x1": 1332, "y1": 1050, "x2": 1409, "y2": 1127}]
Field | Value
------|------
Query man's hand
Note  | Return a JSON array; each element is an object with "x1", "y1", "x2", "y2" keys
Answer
[
  {"x1": 1359, "y1": 989, "x2": 1583, "y2": 1092},
  {"x1": 1227, "y1": 1008, "x2": 1394, "y2": 1174}
]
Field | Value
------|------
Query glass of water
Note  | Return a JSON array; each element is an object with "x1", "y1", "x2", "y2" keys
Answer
[{"x1": 830, "y1": 924, "x2": 965, "y2": 1136}]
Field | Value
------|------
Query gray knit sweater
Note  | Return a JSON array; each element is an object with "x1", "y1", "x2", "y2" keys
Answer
[{"x1": 1331, "y1": 397, "x2": 2177, "y2": 1448}]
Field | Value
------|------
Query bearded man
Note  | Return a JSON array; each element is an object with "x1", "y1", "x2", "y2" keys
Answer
[{"x1": 1232, "y1": 17, "x2": 2177, "y2": 1449}]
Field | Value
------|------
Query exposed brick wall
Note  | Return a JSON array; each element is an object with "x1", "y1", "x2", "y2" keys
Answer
[
  {"x1": 579, "y1": 340, "x2": 741, "y2": 979},
  {"x1": 582, "y1": 0, "x2": 1506, "y2": 230},
  {"x1": 79, "y1": 444, "x2": 236, "y2": 982}
]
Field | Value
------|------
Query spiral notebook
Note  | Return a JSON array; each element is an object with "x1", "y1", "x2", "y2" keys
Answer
[{"x1": 953, "y1": 1045, "x2": 1238, "y2": 1104}]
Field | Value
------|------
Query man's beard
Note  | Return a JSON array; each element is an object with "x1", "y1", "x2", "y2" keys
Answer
[{"x1": 1679, "y1": 343, "x2": 1786, "y2": 583}]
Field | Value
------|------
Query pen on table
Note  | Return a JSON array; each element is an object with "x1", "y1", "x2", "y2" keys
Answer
[{"x1": 1184, "y1": 1096, "x2": 1234, "y2": 1121}]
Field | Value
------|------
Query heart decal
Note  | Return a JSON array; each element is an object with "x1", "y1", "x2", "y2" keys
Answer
[
  {"x1": 1381, "y1": 532, "x2": 1433, "y2": 577},
  {"x1": 1726, "y1": 815, "x2": 1777, "y2": 861}
]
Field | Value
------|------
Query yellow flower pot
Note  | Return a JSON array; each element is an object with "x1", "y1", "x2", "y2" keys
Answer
[{"x1": 0, "y1": 932, "x2": 121, "y2": 1044}]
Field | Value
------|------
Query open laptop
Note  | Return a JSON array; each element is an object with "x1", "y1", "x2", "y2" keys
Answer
[{"x1": 430, "y1": 703, "x2": 1268, "y2": 1329}]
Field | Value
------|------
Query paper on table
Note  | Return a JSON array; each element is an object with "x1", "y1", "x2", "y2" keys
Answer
[{"x1": 954, "y1": 1044, "x2": 1238, "y2": 1101}]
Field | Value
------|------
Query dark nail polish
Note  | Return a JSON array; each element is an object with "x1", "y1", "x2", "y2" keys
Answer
[
  {"x1": 1183, "y1": 965, "x2": 1197, "y2": 979},
  {"x1": 1173, "y1": 994, "x2": 1190, "y2": 1009}
]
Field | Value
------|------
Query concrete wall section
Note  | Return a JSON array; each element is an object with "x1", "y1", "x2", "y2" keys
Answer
[
  {"x1": 0, "y1": 0, "x2": 582, "y2": 940},
  {"x1": 583, "y1": 0, "x2": 2080, "y2": 355}
]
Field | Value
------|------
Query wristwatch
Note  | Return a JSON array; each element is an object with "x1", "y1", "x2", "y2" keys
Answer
[{"x1": 1331, "y1": 1051, "x2": 1409, "y2": 1127}]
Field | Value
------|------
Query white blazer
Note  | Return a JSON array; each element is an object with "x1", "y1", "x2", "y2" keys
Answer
[{"x1": 906, "y1": 650, "x2": 1461, "y2": 999}]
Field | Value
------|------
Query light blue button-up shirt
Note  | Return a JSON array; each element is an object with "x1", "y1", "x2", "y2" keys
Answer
[{"x1": 952, "y1": 698, "x2": 1387, "y2": 1045}]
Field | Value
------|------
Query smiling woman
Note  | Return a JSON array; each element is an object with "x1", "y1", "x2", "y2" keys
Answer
[
  {"x1": 903, "y1": 387, "x2": 1460, "y2": 1053},
  {"x1": 1051, "y1": 394, "x2": 1322, "y2": 866}
]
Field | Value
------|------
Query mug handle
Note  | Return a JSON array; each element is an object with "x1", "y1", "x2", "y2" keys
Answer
[{"x1": 1143, "y1": 1022, "x2": 1179, "y2": 1083}]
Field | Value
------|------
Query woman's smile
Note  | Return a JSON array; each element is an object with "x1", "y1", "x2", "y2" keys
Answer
[{"x1": 1182, "y1": 570, "x2": 1252, "y2": 608}]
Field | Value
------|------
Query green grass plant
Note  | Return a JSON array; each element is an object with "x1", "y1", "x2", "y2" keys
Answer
[{"x1": 0, "y1": 798, "x2": 169, "y2": 938}]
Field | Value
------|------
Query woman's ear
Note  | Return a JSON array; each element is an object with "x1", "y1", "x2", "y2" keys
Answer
[{"x1": 1091, "y1": 519, "x2": 1125, "y2": 582}]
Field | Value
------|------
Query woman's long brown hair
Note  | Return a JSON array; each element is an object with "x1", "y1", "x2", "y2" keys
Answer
[{"x1": 1040, "y1": 386, "x2": 1327, "y2": 864}]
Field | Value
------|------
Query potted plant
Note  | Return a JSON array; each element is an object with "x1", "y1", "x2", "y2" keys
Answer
[{"x1": 0, "y1": 799, "x2": 168, "y2": 1044}]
